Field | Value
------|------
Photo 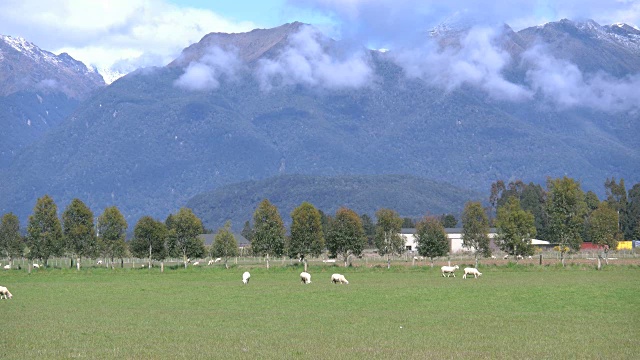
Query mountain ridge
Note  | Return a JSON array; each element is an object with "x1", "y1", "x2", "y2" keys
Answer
[{"x1": 0, "y1": 19, "x2": 638, "y2": 225}]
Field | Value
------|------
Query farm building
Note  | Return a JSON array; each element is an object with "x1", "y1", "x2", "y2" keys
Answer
[
  {"x1": 401, "y1": 228, "x2": 497, "y2": 254},
  {"x1": 197, "y1": 233, "x2": 250, "y2": 249},
  {"x1": 401, "y1": 228, "x2": 551, "y2": 253}
]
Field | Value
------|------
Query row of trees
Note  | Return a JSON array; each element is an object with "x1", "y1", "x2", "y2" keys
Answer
[{"x1": 1, "y1": 176, "x2": 635, "y2": 270}]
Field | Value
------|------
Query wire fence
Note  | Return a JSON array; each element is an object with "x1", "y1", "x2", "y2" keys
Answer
[{"x1": 1, "y1": 248, "x2": 638, "y2": 271}]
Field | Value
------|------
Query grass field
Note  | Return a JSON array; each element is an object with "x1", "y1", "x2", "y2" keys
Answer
[{"x1": 1, "y1": 264, "x2": 638, "y2": 359}]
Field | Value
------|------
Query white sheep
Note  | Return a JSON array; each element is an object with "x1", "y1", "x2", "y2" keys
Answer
[
  {"x1": 528, "y1": 255, "x2": 533, "y2": 260},
  {"x1": 97, "y1": 260, "x2": 103, "y2": 265},
  {"x1": 490, "y1": 255, "x2": 497, "y2": 259},
  {"x1": 33, "y1": 264, "x2": 40, "y2": 269},
  {"x1": 440, "y1": 265, "x2": 459, "y2": 278},
  {"x1": 0, "y1": 286, "x2": 13, "y2": 299},
  {"x1": 463, "y1": 267, "x2": 482, "y2": 279},
  {"x1": 300, "y1": 272, "x2": 312, "y2": 284},
  {"x1": 3, "y1": 264, "x2": 10, "y2": 270},
  {"x1": 322, "y1": 259, "x2": 336, "y2": 263},
  {"x1": 207, "y1": 259, "x2": 215, "y2": 265},
  {"x1": 331, "y1": 273, "x2": 349, "y2": 284},
  {"x1": 503, "y1": 254, "x2": 509, "y2": 259},
  {"x1": 516, "y1": 255, "x2": 524, "y2": 260},
  {"x1": 193, "y1": 261, "x2": 200, "y2": 266},
  {"x1": 214, "y1": 258, "x2": 222, "y2": 263},
  {"x1": 242, "y1": 271, "x2": 251, "y2": 284}
]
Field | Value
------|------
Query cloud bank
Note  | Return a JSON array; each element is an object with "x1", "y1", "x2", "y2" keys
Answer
[
  {"x1": 174, "y1": 46, "x2": 243, "y2": 91},
  {"x1": 393, "y1": 26, "x2": 532, "y2": 101},
  {"x1": 256, "y1": 25, "x2": 374, "y2": 90},
  {"x1": 0, "y1": 0, "x2": 257, "y2": 76},
  {"x1": 285, "y1": 0, "x2": 640, "y2": 112}
]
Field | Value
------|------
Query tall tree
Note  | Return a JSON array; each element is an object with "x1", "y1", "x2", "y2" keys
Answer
[
  {"x1": 326, "y1": 207, "x2": 366, "y2": 267},
  {"x1": 130, "y1": 216, "x2": 167, "y2": 269},
  {"x1": 97, "y1": 206, "x2": 128, "y2": 268},
  {"x1": 545, "y1": 177, "x2": 587, "y2": 266},
  {"x1": 62, "y1": 198, "x2": 98, "y2": 270},
  {"x1": 251, "y1": 199, "x2": 285, "y2": 269},
  {"x1": 241, "y1": 220, "x2": 253, "y2": 242},
  {"x1": 401, "y1": 217, "x2": 415, "y2": 228},
  {"x1": 360, "y1": 213, "x2": 375, "y2": 246},
  {"x1": 440, "y1": 214, "x2": 458, "y2": 228},
  {"x1": 211, "y1": 221, "x2": 239, "y2": 269},
  {"x1": 26, "y1": 195, "x2": 64, "y2": 266},
  {"x1": 605, "y1": 177, "x2": 628, "y2": 233},
  {"x1": 489, "y1": 180, "x2": 506, "y2": 223},
  {"x1": 626, "y1": 183, "x2": 640, "y2": 240},
  {"x1": 0, "y1": 213, "x2": 23, "y2": 265},
  {"x1": 588, "y1": 202, "x2": 620, "y2": 266},
  {"x1": 166, "y1": 208, "x2": 205, "y2": 268},
  {"x1": 374, "y1": 208, "x2": 404, "y2": 269},
  {"x1": 289, "y1": 202, "x2": 324, "y2": 271},
  {"x1": 462, "y1": 201, "x2": 491, "y2": 268},
  {"x1": 520, "y1": 182, "x2": 548, "y2": 239},
  {"x1": 415, "y1": 216, "x2": 449, "y2": 267},
  {"x1": 495, "y1": 197, "x2": 536, "y2": 260}
]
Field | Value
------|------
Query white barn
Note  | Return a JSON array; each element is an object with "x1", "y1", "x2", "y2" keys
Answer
[{"x1": 401, "y1": 228, "x2": 498, "y2": 254}]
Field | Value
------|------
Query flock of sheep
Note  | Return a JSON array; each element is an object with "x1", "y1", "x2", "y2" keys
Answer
[
  {"x1": 239, "y1": 271, "x2": 350, "y2": 285},
  {"x1": 440, "y1": 265, "x2": 482, "y2": 279},
  {"x1": 1, "y1": 263, "x2": 481, "y2": 300}
]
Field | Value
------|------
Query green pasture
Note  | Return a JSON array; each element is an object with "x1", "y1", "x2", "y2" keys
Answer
[{"x1": 1, "y1": 264, "x2": 638, "y2": 359}]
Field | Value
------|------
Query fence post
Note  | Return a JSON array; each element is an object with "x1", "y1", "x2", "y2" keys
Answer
[{"x1": 539, "y1": 254, "x2": 542, "y2": 265}]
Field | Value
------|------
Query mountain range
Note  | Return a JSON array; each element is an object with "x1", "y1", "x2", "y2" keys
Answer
[
  {"x1": 0, "y1": 35, "x2": 105, "y2": 167},
  {"x1": 0, "y1": 19, "x2": 638, "y2": 230}
]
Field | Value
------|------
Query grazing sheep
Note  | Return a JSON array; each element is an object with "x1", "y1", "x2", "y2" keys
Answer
[
  {"x1": 331, "y1": 273, "x2": 349, "y2": 284},
  {"x1": 503, "y1": 254, "x2": 509, "y2": 260},
  {"x1": 463, "y1": 267, "x2": 482, "y2": 279},
  {"x1": 193, "y1": 261, "x2": 200, "y2": 266},
  {"x1": 322, "y1": 259, "x2": 336, "y2": 263},
  {"x1": 97, "y1": 260, "x2": 103, "y2": 265},
  {"x1": 242, "y1": 271, "x2": 251, "y2": 284},
  {"x1": 207, "y1": 259, "x2": 214, "y2": 265},
  {"x1": 33, "y1": 264, "x2": 40, "y2": 269},
  {"x1": 516, "y1": 255, "x2": 524, "y2": 260},
  {"x1": 214, "y1": 258, "x2": 222, "y2": 263},
  {"x1": 3, "y1": 264, "x2": 10, "y2": 270},
  {"x1": 528, "y1": 255, "x2": 533, "y2": 260},
  {"x1": 440, "y1": 265, "x2": 460, "y2": 278},
  {"x1": 0, "y1": 286, "x2": 12, "y2": 299},
  {"x1": 300, "y1": 272, "x2": 312, "y2": 284},
  {"x1": 490, "y1": 255, "x2": 497, "y2": 259}
]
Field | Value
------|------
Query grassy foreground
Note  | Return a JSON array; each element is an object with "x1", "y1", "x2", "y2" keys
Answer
[{"x1": 1, "y1": 264, "x2": 638, "y2": 359}]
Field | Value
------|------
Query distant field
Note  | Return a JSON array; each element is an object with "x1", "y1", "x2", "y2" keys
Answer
[{"x1": 1, "y1": 264, "x2": 638, "y2": 359}]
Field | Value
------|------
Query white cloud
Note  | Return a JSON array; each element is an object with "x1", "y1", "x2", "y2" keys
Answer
[
  {"x1": 0, "y1": 0, "x2": 258, "y2": 74},
  {"x1": 523, "y1": 44, "x2": 640, "y2": 112},
  {"x1": 174, "y1": 46, "x2": 243, "y2": 91},
  {"x1": 256, "y1": 25, "x2": 374, "y2": 90},
  {"x1": 392, "y1": 27, "x2": 532, "y2": 101}
]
